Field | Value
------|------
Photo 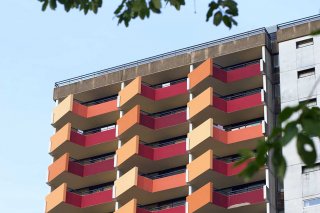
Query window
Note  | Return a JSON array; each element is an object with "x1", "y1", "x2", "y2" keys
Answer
[
  {"x1": 302, "y1": 163, "x2": 320, "y2": 174},
  {"x1": 304, "y1": 197, "x2": 320, "y2": 207},
  {"x1": 298, "y1": 68, "x2": 315, "y2": 78},
  {"x1": 300, "y1": 98, "x2": 317, "y2": 108},
  {"x1": 296, "y1": 38, "x2": 314, "y2": 48}
]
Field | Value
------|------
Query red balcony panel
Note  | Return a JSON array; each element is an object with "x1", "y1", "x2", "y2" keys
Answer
[
  {"x1": 68, "y1": 158, "x2": 114, "y2": 177},
  {"x1": 66, "y1": 189, "x2": 113, "y2": 208},
  {"x1": 139, "y1": 142, "x2": 187, "y2": 161},
  {"x1": 213, "y1": 188, "x2": 264, "y2": 208},
  {"x1": 213, "y1": 63, "x2": 261, "y2": 83},
  {"x1": 137, "y1": 176, "x2": 154, "y2": 192},
  {"x1": 72, "y1": 100, "x2": 118, "y2": 118},
  {"x1": 72, "y1": 102, "x2": 87, "y2": 117},
  {"x1": 154, "y1": 111, "x2": 186, "y2": 129},
  {"x1": 70, "y1": 129, "x2": 116, "y2": 147},
  {"x1": 140, "y1": 111, "x2": 187, "y2": 130},
  {"x1": 137, "y1": 205, "x2": 185, "y2": 213},
  {"x1": 212, "y1": 158, "x2": 251, "y2": 176},
  {"x1": 213, "y1": 93, "x2": 262, "y2": 113},
  {"x1": 140, "y1": 82, "x2": 187, "y2": 101}
]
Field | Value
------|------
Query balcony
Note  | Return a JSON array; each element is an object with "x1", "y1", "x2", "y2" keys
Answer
[
  {"x1": 119, "y1": 76, "x2": 188, "y2": 113},
  {"x1": 52, "y1": 94, "x2": 119, "y2": 130},
  {"x1": 115, "y1": 167, "x2": 187, "y2": 205},
  {"x1": 116, "y1": 135, "x2": 187, "y2": 174},
  {"x1": 117, "y1": 105, "x2": 188, "y2": 142},
  {"x1": 50, "y1": 123, "x2": 117, "y2": 159},
  {"x1": 116, "y1": 198, "x2": 186, "y2": 213},
  {"x1": 188, "y1": 58, "x2": 264, "y2": 96},
  {"x1": 187, "y1": 181, "x2": 267, "y2": 213},
  {"x1": 187, "y1": 118, "x2": 264, "y2": 158},
  {"x1": 45, "y1": 182, "x2": 114, "y2": 213},
  {"x1": 188, "y1": 87, "x2": 264, "y2": 127},
  {"x1": 47, "y1": 153, "x2": 116, "y2": 190},
  {"x1": 187, "y1": 150, "x2": 265, "y2": 189}
]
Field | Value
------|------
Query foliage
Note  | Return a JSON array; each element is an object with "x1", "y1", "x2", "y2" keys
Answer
[
  {"x1": 311, "y1": 29, "x2": 320, "y2": 36},
  {"x1": 237, "y1": 102, "x2": 320, "y2": 180},
  {"x1": 38, "y1": 0, "x2": 238, "y2": 28}
]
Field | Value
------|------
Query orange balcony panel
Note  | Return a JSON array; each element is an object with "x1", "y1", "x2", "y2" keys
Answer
[
  {"x1": 115, "y1": 199, "x2": 137, "y2": 213},
  {"x1": 119, "y1": 76, "x2": 188, "y2": 113},
  {"x1": 188, "y1": 87, "x2": 264, "y2": 126},
  {"x1": 187, "y1": 119, "x2": 264, "y2": 158},
  {"x1": 115, "y1": 167, "x2": 188, "y2": 205},
  {"x1": 48, "y1": 153, "x2": 116, "y2": 190},
  {"x1": 52, "y1": 94, "x2": 118, "y2": 130},
  {"x1": 188, "y1": 59, "x2": 263, "y2": 96},
  {"x1": 187, "y1": 150, "x2": 265, "y2": 189},
  {"x1": 117, "y1": 136, "x2": 187, "y2": 173},
  {"x1": 46, "y1": 183, "x2": 114, "y2": 213},
  {"x1": 117, "y1": 105, "x2": 188, "y2": 142},
  {"x1": 187, "y1": 183, "x2": 267, "y2": 212},
  {"x1": 50, "y1": 123, "x2": 117, "y2": 159}
]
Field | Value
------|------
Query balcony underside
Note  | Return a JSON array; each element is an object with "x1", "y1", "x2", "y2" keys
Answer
[
  {"x1": 53, "y1": 110, "x2": 119, "y2": 131},
  {"x1": 190, "y1": 105, "x2": 263, "y2": 128},
  {"x1": 196, "y1": 202, "x2": 266, "y2": 213},
  {"x1": 118, "y1": 154, "x2": 188, "y2": 174},
  {"x1": 190, "y1": 169, "x2": 265, "y2": 190},
  {"x1": 48, "y1": 170, "x2": 116, "y2": 191},
  {"x1": 191, "y1": 75, "x2": 262, "y2": 97},
  {"x1": 121, "y1": 93, "x2": 188, "y2": 114},
  {"x1": 117, "y1": 186, "x2": 188, "y2": 206},
  {"x1": 190, "y1": 136, "x2": 262, "y2": 159},
  {"x1": 48, "y1": 201, "x2": 115, "y2": 213},
  {"x1": 119, "y1": 123, "x2": 189, "y2": 143},
  {"x1": 50, "y1": 140, "x2": 118, "y2": 160}
]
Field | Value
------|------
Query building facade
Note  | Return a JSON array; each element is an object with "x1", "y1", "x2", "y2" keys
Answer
[{"x1": 45, "y1": 15, "x2": 320, "y2": 213}]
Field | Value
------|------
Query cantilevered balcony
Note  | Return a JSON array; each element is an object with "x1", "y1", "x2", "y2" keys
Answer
[
  {"x1": 116, "y1": 198, "x2": 186, "y2": 213},
  {"x1": 45, "y1": 182, "x2": 114, "y2": 213},
  {"x1": 188, "y1": 58, "x2": 264, "y2": 96},
  {"x1": 187, "y1": 181, "x2": 267, "y2": 213},
  {"x1": 47, "y1": 153, "x2": 116, "y2": 190},
  {"x1": 116, "y1": 135, "x2": 187, "y2": 174},
  {"x1": 52, "y1": 94, "x2": 119, "y2": 130},
  {"x1": 188, "y1": 87, "x2": 264, "y2": 127},
  {"x1": 187, "y1": 118, "x2": 265, "y2": 158},
  {"x1": 115, "y1": 167, "x2": 188, "y2": 205},
  {"x1": 119, "y1": 76, "x2": 188, "y2": 113},
  {"x1": 187, "y1": 150, "x2": 265, "y2": 189},
  {"x1": 117, "y1": 105, "x2": 188, "y2": 142},
  {"x1": 50, "y1": 123, "x2": 117, "y2": 159}
]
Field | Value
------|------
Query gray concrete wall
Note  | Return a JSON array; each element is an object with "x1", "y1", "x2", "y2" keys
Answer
[{"x1": 279, "y1": 34, "x2": 320, "y2": 213}]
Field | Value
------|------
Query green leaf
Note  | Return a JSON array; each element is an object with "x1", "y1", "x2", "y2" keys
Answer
[
  {"x1": 302, "y1": 118, "x2": 320, "y2": 137},
  {"x1": 49, "y1": 0, "x2": 57, "y2": 10},
  {"x1": 213, "y1": 11, "x2": 222, "y2": 26},
  {"x1": 281, "y1": 122, "x2": 298, "y2": 145},
  {"x1": 222, "y1": 15, "x2": 232, "y2": 28},
  {"x1": 42, "y1": 0, "x2": 49, "y2": 11},
  {"x1": 151, "y1": 0, "x2": 161, "y2": 9},
  {"x1": 297, "y1": 133, "x2": 317, "y2": 166},
  {"x1": 279, "y1": 106, "x2": 297, "y2": 122},
  {"x1": 272, "y1": 149, "x2": 287, "y2": 178}
]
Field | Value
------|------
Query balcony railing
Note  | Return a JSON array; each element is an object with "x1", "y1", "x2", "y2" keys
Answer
[
  {"x1": 277, "y1": 14, "x2": 320, "y2": 29},
  {"x1": 75, "y1": 95, "x2": 118, "y2": 106},
  {"x1": 142, "y1": 106, "x2": 187, "y2": 118},
  {"x1": 73, "y1": 124, "x2": 116, "y2": 135},
  {"x1": 70, "y1": 152, "x2": 115, "y2": 165},
  {"x1": 143, "y1": 78, "x2": 187, "y2": 89},
  {"x1": 142, "y1": 135, "x2": 187, "y2": 148},
  {"x1": 218, "y1": 117, "x2": 263, "y2": 132},
  {"x1": 216, "y1": 59, "x2": 261, "y2": 72},
  {"x1": 217, "y1": 87, "x2": 262, "y2": 101},
  {"x1": 141, "y1": 166, "x2": 186, "y2": 180},
  {"x1": 215, "y1": 180, "x2": 265, "y2": 196},
  {"x1": 138, "y1": 198, "x2": 186, "y2": 211},
  {"x1": 68, "y1": 182, "x2": 113, "y2": 195}
]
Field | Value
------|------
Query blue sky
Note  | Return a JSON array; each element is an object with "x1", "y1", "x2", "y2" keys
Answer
[{"x1": 0, "y1": 0, "x2": 319, "y2": 212}]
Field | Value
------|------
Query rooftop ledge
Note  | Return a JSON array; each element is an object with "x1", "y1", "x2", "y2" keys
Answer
[{"x1": 53, "y1": 14, "x2": 320, "y2": 101}]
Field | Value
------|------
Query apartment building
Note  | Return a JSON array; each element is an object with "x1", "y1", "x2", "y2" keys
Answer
[{"x1": 45, "y1": 15, "x2": 320, "y2": 213}]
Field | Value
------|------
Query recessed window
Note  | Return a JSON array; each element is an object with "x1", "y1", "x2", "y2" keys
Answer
[
  {"x1": 296, "y1": 38, "x2": 314, "y2": 48},
  {"x1": 304, "y1": 197, "x2": 320, "y2": 207},
  {"x1": 302, "y1": 163, "x2": 320, "y2": 174},
  {"x1": 300, "y1": 98, "x2": 317, "y2": 108},
  {"x1": 298, "y1": 68, "x2": 315, "y2": 78}
]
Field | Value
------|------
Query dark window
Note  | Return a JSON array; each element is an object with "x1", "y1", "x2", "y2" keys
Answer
[
  {"x1": 298, "y1": 68, "x2": 315, "y2": 78},
  {"x1": 296, "y1": 38, "x2": 314, "y2": 48}
]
